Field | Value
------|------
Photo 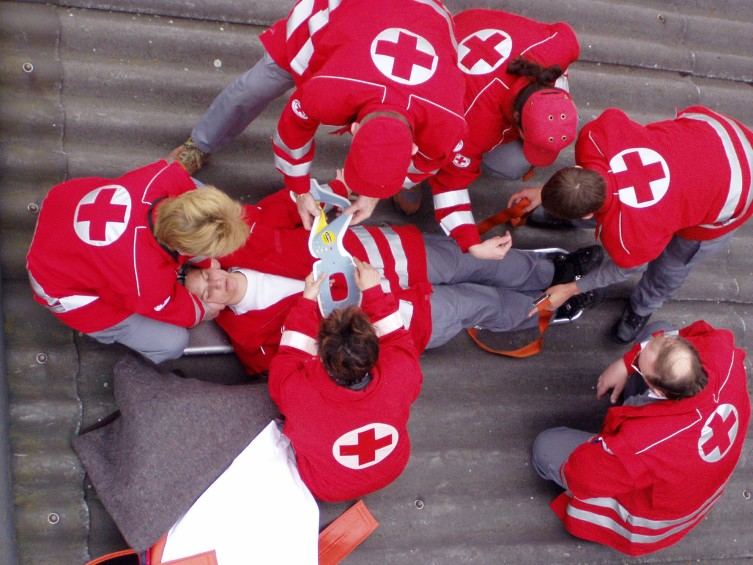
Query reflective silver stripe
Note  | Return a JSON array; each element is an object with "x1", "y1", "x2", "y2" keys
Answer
[
  {"x1": 29, "y1": 272, "x2": 98, "y2": 313},
  {"x1": 683, "y1": 112, "x2": 753, "y2": 228},
  {"x1": 439, "y1": 210, "x2": 475, "y2": 235},
  {"x1": 373, "y1": 310, "x2": 404, "y2": 337},
  {"x1": 291, "y1": 38, "x2": 315, "y2": 76},
  {"x1": 286, "y1": 0, "x2": 315, "y2": 38},
  {"x1": 351, "y1": 226, "x2": 391, "y2": 293},
  {"x1": 402, "y1": 178, "x2": 420, "y2": 189},
  {"x1": 566, "y1": 499, "x2": 714, "y2": 545},
  {"x1": 411, "y1": 0, "x2": 457, "y2": 50},
  {"x1": 274, "y1": 154, "x2": 311, "y2": 177},
  {"x1": 280, "y1": 330, "x2": 318, "y2": 355},
  {"x1": 273, "y1": 130, "x2": 313, "y2": 160},
  {"x1": 398, "y1": 299, "x2": 413, "y2": 328},
  {"x1": 381, "y1": 227, "x2": 409, "y2": 289},
  {"x1": 579, "y1": 480, "x2": 726, "y2": 531},
  {"x1": 433, "y1": 190, "x2": 471, "y2": 210}
]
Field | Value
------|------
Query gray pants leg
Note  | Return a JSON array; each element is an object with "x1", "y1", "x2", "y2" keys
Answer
[
  {"x1": 88, "y1": 314, "x2": 189, "y2": 364},
  {"x1": 630, "y1": 233, "x2": 733, "y2": 316},
  {"x1": 481, "y1": 140, "x2": 531, "y2": 181},
  {"x1": 424, "y1": 234, "x2": 554, "y2": 290},
  {"x1": 531, "y1": 427, "x2": 594, "y2": 489},
  {"x1": 191, "y1": 53, "x2": 294, "y2": 153},
  {"x1": 427, "y1": 283, "x2": 539, "y2": 349}
]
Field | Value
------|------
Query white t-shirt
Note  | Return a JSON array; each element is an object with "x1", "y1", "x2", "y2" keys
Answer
[{"x1": 229, "y1": 268, "x2": 305, "y2": 315}]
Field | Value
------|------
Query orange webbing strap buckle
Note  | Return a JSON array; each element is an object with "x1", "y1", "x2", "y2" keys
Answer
[
  {"x1": 319, "y1": 500, "x2": 379, "y2": 565},
  {"x1": 466, "y1": 295, "x2": 554, "y2": 359},
  {"x1": 477, "y1": 197, "x2": 531, "y2": 236}
]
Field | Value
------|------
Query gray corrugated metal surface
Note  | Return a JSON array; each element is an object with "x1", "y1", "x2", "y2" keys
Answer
[{"x1": 1, "y1": 1, "x2": 752, "y2": 563}]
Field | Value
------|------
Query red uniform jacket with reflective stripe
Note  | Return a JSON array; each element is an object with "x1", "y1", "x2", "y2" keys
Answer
[
  {"x1": 26, "y1": 161, "x2": 205, "y2": 333},
  {"x1": 216, "y1": 189, "x2": 432, "y2": 374},
  {"x1": 578, "y1": 106, "x2": 753, "y2": 269},
  {"x1": 428, "y1": 9, "x2": 579, "y2": 250},
  {"x1": 260, "y1": 0, "x2": 466, "y2": 194},
  {"x1": 553, "y1": 320, "x2": 750, "y2": 556},
  {"x1": 269, "y1": 288, "x2": 422, "y2": 502}
]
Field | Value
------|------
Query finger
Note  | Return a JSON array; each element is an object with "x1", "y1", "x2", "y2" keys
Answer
[{"x1": 527, "y1": 307, "x2": 537, "y2": 318}]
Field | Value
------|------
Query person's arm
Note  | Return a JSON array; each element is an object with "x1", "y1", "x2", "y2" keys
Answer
[
  {"x1": 135, "y1": 271, "x2": 206, "y2": 328},
  {"x1": 273, "y1": 92, "x2": 320, "y2": 196},
  {"x1": 268, "y1": 274, "x2": 324, "y2": 405},
  {"x1": 427, "y1": 174, "x2": 481, "y2": 253},
  {"x1": 521, "y1": 22, "x2": 580, "y2": 71}
]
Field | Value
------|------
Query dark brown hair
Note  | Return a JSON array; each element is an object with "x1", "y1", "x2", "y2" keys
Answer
[
  {"x1": 318, "y1": 306, "x2": 379, "y2": 386},
  {"x1": 510, "y1": 57, "x2": 565, "y2": 125},
  {"x1": 542, "y1": 167, "x2": 606, "y2": 219},
  {"x1": 646, "y1": 337, "x2": 708, "y2": 401}
]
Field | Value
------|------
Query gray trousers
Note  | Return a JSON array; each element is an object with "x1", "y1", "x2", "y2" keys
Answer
[
  {"x1": 88, "y1": 314, "x2": 189, "y2": 364},
  {"x1": 531, "y1": 321, "x2": 671, "y2": 488},
  {"x1": 191, "y1": 53, "x2": 294, "y2": 153},
  {"x1": 481, "y1": 140, "x2": 531, "y2": 181},
  {"x1": 577, "y1": 232, "x2": 734, "y2": 316},
  {"x1": 424, "y1": 234, "x2": 554, "y2": 348}
]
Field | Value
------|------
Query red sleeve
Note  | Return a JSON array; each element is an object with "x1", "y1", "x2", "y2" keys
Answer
[
  {"x1": 622, "y1": 342, "x2": 641, "y2": 374},
  {"x1": 361, "y1": 286, "x2": 423, "y2": 400},
  {"x1": 134, "y1": 265, "x2": 205, "y2": 327},
  {"x1": 521, "y1": 22, "x2": 580, "y2": 70},
  {"x1": 427, "y1": 175, "x2": 480, "y2": 252},
  {"x1": 273, "y1": 91, "x2": 320, "y2": 194},
  {"x1": 563, "y1": 436, "x2": 652, "y2": 498},
  {"x1": 268, "y1": 297, "x2": 321, "y2": 405}
]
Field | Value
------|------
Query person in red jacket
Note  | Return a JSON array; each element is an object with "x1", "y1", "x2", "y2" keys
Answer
[
  {"x1": 173, "y1": 0, "x2": 465, "y2": 229},
  {"x1": 392, "y1": 8, "x2": 579, "y2": 260},
  {"x1": 508, "y1": 106, "x2": 753, "y2": 342},
  {"x1": 26, "y1": 160, "x2": 249, "y2": 363},
  {"x1": 267, "y1": 261, "x2": 422, "y2": 502},
  {"x1": 531, "y1": 320, "x2": 750, "y2": 556},
  {"x1": 183, "y1": 185, "x2": 602, "y2": 374}
]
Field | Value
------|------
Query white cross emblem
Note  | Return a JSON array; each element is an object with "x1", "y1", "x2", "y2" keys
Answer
[
  {"x1": 73, "y1": 185, "x2": 132, "y2": 247},
  {"x1": 291, "y1": 99, "x2": 309, "y2": 120},
  {"x1": 609, "y1": 147, "x2": 670, "y2": 209},
  {"x1": 453, "y1": 154, "x2": 471, "y2": 168},
  {"x1": 332, "y1": 423, "x2": 398, "y2": 470},
  {"x1": 370, "y1": 28, "x2": 437, "y2": 86},
  {"x1": 458, "y1": 29, "x2": 512, "y2": 75},
  {"x1": 698, "y1": 404, "x2": 739, "y2": 463}
]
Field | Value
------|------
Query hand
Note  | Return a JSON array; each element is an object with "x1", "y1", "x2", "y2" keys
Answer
[
  {"x1": 468, "y1": 232, "x2": 513, "y2": 260},
  {"x1": 596, "y1": 358, "x2": 631, "y2": 403},
  {"x1": 343, "y1": 195, "x2": 380, "y2": 225},
  {"x1": 354, "y1": 258, "x2": 381, "y2": 291},
  {"x1": 528, "y1": 282, "x2": 579, "y2": 317},
  {"x1": 507, "y1": 187, "x2": 542, "y2": 212},
  {"x1": 296, "y1": 192, "x2": 321, "y2": 231},
  {"x1": 202, "y1": 301, "x2": 225, "y2": 321},
  {"x1": 303, "y1": 272, "x2": 326, "y2": 300}
]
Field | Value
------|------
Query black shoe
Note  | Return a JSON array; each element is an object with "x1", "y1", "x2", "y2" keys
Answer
[
  {"x1": 551, "y1": 245, "x2": 604, "y2": 286},
  {"x1": 526, "y1": 207, "x2": 577, "y2": 229},
  {"x1": 612, "y1": 304, "x2": 651, "y2": 344},
  {"x1": 553, "y1": 288, "x2": 605, "y2": 324}
]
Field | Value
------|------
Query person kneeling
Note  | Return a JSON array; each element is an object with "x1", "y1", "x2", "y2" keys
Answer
[{"x1": 268, "y1": 261, "x2": 422, "y2": 502}]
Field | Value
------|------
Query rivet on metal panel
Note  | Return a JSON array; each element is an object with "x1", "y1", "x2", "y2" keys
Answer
[
  {"x1": 414, "y1": 498, "x2": 425, "y2": 510},
  {"x1": 47, "y1": 512, "x2": 60, "y2": 525},
  {"x1": 213, "y1": 59, "x2": 222, "y2": 69},
  {"x1": 657, "y1": 14, "x2": 666, "y2": 23},
  {"x1": 28, "y1": 202, "x2": 40, "y2": 214},
  {"x1": 744, "y1": 489, "x2": 751, "y2": 500},
  {"x1": 22, "y1": 62, "x2": 34, "y2": 73},
  {"x1": 35, "y1": 352, "x2": 48, "y2": 364}
]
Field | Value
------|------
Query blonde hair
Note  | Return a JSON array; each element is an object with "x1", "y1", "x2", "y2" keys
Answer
[{"x1": 153, "y1": 186, "x2": 248, "y2": 257}]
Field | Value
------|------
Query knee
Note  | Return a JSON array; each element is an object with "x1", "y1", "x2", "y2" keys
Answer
[
  {"x1": 145, "y1": 328, "x2": 190, "y2": 364},
  {"x1": 481, "y1": 160, "x2": 528, "y2": 181},
  {"x1": 531, "y1": 427, "x2": 569, "y2": 479}
]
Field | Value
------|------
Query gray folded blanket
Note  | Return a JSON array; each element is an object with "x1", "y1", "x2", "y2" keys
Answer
[{"x1": 72, "y1": 355, "x2": 277, "y2": 552}]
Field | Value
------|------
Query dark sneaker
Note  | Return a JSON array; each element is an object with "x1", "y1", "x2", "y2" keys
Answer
[
  {"x1": 169, "y1": 137, "x2": 208, "y2": 175},
  {"x1": 553, "y1": 288, "x2": 605, "y2": 324},
  {"x1": 551, "y1": 245, "x2": 604, "y2": 286},
  {"x1": 527, "y1": 207, "x2": 577, "y2": 229},
  {"x1": 392, "y1": 186, "x2": 423, "y2": 215},
  {"x1": 612, "y1": 303, "x2": 651, "y2": 344}
]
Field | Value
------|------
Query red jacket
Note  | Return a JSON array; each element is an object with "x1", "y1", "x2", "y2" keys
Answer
[
  {"x1": 578, "y1": 106, "x2": 753, "y2": 268},
  {"x1": 216, "y1": 189, "x2": 432, "y2": 374},
  {"x1": 269, "y1": 287, "x2": 423, "y2": 502},
  {"x1": 552, "y1": 321, "x2": 750, "y2": 555},
  {"x1": 26, "y1": 161, "x2": 205, "y2": 333},
  {"x1": 428, "y1": 9, "x2": 579, "y2": 251},
  {"x1": 260, "y1": 0, "x2": 466, "y2": 194}
]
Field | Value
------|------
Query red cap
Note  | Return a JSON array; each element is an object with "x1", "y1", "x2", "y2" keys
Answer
[
  {"x1": 521, "y1": 88, "x2": 578, "y2": 167},
  {"x1": 343, "y1": 116, "x2": 413, "y2": 198}
]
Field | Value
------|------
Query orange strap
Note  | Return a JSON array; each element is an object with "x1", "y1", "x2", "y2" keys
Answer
[
  {"x1": 319, "y1": 500, "x2": 379, "y2": 565},
  {"x1": 466, "y1": 297, "x2": 553, "y2": 359},
  {"x1": 84, "y1": 549, "x2": 140, "y2": 565},
  {"x1": 477, "y1": 197, "x2": 530, "y2": 236}
]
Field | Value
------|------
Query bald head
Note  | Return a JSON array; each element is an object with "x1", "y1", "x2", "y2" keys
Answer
[{"x1": 648, "y1": 336, "x2": 708, "y2": 400}]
